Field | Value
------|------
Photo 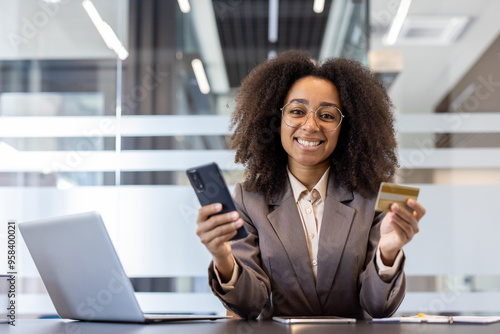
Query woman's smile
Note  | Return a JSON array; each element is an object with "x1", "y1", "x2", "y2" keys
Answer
[{"x1": 295, "y1": 137, "x2": 324, "y2": 149}]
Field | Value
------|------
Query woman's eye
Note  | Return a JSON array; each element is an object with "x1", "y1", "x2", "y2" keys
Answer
[
  {"x1": 319, "y1": 113, "x2": 335, "y2": 120},
  {"x1": 291, "y1": 109, "x2": 305, "y2": 115}
]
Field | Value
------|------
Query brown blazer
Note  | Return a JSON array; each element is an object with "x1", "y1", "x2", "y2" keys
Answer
[{"x1": 208, "y1": 173, "x2": 406, "y2": 319}]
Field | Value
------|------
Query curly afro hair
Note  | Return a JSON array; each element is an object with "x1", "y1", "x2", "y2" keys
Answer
[{"x1": 230, "y1": 50, "x2": 398, "y2": 200}]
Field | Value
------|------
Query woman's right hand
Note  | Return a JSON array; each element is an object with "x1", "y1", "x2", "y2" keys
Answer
[{"x1": 196, "y1": 203, "x2": 244, "y2": 281}]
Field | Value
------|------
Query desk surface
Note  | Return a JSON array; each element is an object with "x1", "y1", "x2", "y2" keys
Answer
[{"x1": 5, "y1": 319, "x2": 500, "y2": 334}]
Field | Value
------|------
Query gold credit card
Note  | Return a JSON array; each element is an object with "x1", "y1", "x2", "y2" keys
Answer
[{"x1": 374, "y1": 182, "x2": 420, "y2": 212}]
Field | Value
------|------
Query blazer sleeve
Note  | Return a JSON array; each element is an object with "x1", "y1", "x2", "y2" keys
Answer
[
  {"x1": 358, "y1": 211, "x2": 406, "y2": 318},
  {"x1": 207, "y1": 183, "x2": 272, "y2": 319}
]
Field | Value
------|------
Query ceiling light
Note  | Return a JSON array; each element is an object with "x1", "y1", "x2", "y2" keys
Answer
[
  {"x1": 396, "y1": 16, "x2": 470, "y2": 45},
  {"x1": 313, "y1": 0, "x2": 325, "y2": 14},
  {"x1": 267, "y1": 50, "x2": 277, "y2": 59},
  {"x1": 82, "y1": 0, "x2": 129, "y2": 60},
  {"x1": 192, "y1": 59, "x2": 211, "y2": 94},
  {"x1": 268, "y1": 0, "x2": 279, "y2": 43},
  {"x1": 385, "y1": 0, "x2": 412, "y2": 45},
  {"x1": 177, "y1": 0, "x2": 191, "y2": 13}
]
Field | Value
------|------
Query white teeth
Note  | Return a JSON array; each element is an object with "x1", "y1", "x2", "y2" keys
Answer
[{"x1": 297, "y1": 139, "x2": 321, "y2": 147}]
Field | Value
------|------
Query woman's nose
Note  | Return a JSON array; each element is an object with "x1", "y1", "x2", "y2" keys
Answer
[{"x1": 301, "y1": 111, "x2": 320, "y2": 131}]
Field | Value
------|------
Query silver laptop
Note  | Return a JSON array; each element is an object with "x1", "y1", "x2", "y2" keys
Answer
[{"x1": 19, "y1": 211, "x2": 228, "y2": 323}]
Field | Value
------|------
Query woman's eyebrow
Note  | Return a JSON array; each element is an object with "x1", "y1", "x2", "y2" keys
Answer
[
  {"x1": 319, "y1": 101, "x2": 341, "y2": 109},
  {"x1": 289, "y1": 98, "x2": 340, "y2": 109},
  {"x1": 289, "y1": 98, "x2": 309, "y2": 104}
]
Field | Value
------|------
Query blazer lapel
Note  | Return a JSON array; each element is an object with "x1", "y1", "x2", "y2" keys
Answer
[
  {"x1": 315, "y1": 176, "x2": 355, "y2": 308},
  {"x1": 267, "y1": 183, "x2": 322, "y2": 313}
]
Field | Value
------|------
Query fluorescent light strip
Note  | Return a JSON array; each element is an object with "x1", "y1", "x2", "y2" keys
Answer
[
  {"x1": 313, "y1": 0, "x2": 325, "y2": 14},
  {"x1": 267, "y1": 50, "x2": 277, "y2": 59},
  {"x1": 385, "y1": 0, "x2": 412, "y2": 45},
  {"x1": 268, "y1": 0, "x2": 279, "y2": 43},
  {"x1": 190, "y1": 0, "x2": 230, "y2": 93},
  {"x1": 177, "y1": 0, "x2": 191, "y2": 13},
  {"x1": 82, "y1": 0, "x2": 103, "y2": 28},
  {"x1": 82, "y1": 0, "x2": 129, "y2": 60},
  {"x1": 191, "y1": 59, "x2": 211, "y2": 94}
]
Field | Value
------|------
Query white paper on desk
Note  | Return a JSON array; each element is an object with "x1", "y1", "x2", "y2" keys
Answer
[
  {"x1": 373, "y1": 316, "x2": 449, "y2": 323},
  {"x1": 452, "y1": 316, "x2": 500, "y2": 324},
  {"x1": 373, "y1": 315, "x2": 500, "y2": 324}
]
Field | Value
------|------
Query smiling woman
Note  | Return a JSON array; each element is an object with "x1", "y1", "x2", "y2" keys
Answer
[
  {"x1": 195, "y1": 50, "x2": 426, "y2": 320},
  {"x1": 230, "y1": 50, "x2": 398, "y2": 201}
]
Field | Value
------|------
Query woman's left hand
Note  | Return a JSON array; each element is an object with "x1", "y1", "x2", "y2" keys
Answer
[{"x1": 378, "y1": 199, "x2": 426, "y2": 266}]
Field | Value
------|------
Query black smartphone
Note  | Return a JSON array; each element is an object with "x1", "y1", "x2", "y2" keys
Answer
[{"x1": 186, "y1": 162, "x2": 248, "y2": 240}]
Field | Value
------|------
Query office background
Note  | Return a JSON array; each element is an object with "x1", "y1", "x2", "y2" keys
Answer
[{"x1": 0, "y1": 0, "x2": 499, "y2": 317}]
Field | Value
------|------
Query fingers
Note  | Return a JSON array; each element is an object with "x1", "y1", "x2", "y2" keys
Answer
[
  {"x1": 202, "y1": 226, "x2": 238, "y2": 250},
  {"x1": 389, "y1": 203, "x2": 420, "y2": 239},
  {"x1": 197, "y1": 203, "x2": 223, "y2": 223},
  {"x1": 406, "y1": 199, "x2": 426, "y2": 221},
  {"x1": 196, "y1": 205, "x2": 240, "y2": 235},
  {"x1": 196, "y1": 204, "x2": 243, "y2": 256},
  {"x1": 198, "y1": 217, "x2": 243, "y2": 246},
  {"x1": 386, "y1": 211, "x2": 416, "y2": 243},
  {"x1": 380, "y1": 200, "x2": 426, "y2": 253}
]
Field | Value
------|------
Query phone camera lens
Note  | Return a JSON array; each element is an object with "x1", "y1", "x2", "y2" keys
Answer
[{"x1": 189, "y1": 170, "x2": 205, "y2": 192}]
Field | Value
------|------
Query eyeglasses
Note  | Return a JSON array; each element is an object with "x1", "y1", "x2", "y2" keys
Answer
[{"x1": 281, "y1": 101, "x2": 344, "y2": 132}]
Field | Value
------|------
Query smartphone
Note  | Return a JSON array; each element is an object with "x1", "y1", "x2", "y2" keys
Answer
[{"x1": 186, "y1": 162, "x2": 248, "y2": 240}]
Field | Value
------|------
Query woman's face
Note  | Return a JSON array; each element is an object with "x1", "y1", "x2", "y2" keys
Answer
[{"x1": 280, "y1": 76, "x2": 342, "y2": 171}]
